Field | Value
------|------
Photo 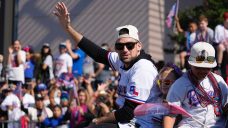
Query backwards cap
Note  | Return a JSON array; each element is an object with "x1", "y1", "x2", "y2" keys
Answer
[{"x1": 116, "y1": 25, "x2": 139, "y2": 42}]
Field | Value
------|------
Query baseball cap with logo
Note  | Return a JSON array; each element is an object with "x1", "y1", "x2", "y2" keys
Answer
[
  {"x1": 188, "y1": 42, "x2": 217, "y2": 68},
  {"x1": 116, "y1": 25, "x2": 140, "y2": 42}
]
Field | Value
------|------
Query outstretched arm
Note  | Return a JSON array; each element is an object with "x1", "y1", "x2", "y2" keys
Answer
[
  {"x1": 54, "y1": 2, "x2": 109, "y2": 65},
  {"x1": 54, "y1": 2, "x2": 82, "y2": 44}
]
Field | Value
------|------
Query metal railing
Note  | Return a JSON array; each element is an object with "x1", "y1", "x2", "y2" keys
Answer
[
  {"x1": 0, "y1": 120, "x2": 69, "y2": 128},
  {"x1": 0, "y1": 120, "x2": 37, "y2": 128}
]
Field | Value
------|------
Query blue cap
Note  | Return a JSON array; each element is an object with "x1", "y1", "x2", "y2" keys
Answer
[{"x1": 37, "y1": 83, "x2": 47, "y2": 91}]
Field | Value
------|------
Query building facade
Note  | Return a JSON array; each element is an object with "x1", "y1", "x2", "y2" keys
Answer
[{"x1": 1, "y1": 0, "x2": 203, "y2": 63}]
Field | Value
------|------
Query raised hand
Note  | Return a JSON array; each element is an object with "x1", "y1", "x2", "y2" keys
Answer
[
  {"x1": 53, "y1": 2, "x2": 71, "y2": 29},
  {"x1": 8, "y1": 46, "x2": 13, "y2": 54},
  {"x1": 97, "y1": 83, "x2": 108, "y2": 92},
  {"x1": 65, "y1": 39, "x2": 72, "y2": 50}
]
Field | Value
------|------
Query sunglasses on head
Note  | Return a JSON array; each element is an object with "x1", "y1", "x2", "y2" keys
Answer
[
  {"x1": 115, "y1": 42, "x2": 138, "y2": 51},
  {"x1": 195, "y1": 56, "x2": 215, "y2": 64},
  {"x1": 157, "y1": 79, "x2": 173, "y2": 87}
]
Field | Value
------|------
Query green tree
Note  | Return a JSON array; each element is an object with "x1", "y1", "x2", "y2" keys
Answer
[
  {"x1": 179, "y1": 0, "x2": 228, "y2": 31},
  {"x1": 168, "y1": 0, "x2": 228, "y2": 53}
]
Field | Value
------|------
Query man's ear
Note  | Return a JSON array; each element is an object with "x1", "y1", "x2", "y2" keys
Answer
[{"x1": 137, "y1": 42, "x2": 142, "y2": 51}]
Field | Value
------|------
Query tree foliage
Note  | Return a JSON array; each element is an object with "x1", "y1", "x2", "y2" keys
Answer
[
  {"x1": 179, "y1": 0, "x2": 228, "y2": 31},
  {"x1": 166, "y1": 0, "x2": 228, "y2": 53}
]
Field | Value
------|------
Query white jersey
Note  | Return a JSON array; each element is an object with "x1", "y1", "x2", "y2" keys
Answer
[
  {"x1": 54, "y1": 53, "x2": 73, "y2": 77},
  {"x1": 214, "y1": 24, "x2": 228, "y2": 44},
  {"x1": 167, "y1": 72, "x2": 228, "y2": 128},
  {"x1": 108, "y1": 52, "x2": 158, "y2": 127}
]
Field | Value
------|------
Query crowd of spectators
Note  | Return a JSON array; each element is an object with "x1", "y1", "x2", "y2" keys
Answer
[
  {"x1": 0, "y1": 39, "x2": 120, "y2": 128},
  {"x1": 0, "y1": 5, "x2": 227, "y2": 128}
]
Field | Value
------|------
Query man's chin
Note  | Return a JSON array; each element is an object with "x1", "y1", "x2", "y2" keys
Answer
[
  {"x1": 197, "y1": 74, "x2": 208, "y2": 81},
  {"x1": 120, "y1": 58, "x2": 131, "y2": 63}
]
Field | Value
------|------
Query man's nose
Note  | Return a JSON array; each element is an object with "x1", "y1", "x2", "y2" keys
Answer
[{"x1": 123, "y1": 45, "x2": 128, "y2": 51}]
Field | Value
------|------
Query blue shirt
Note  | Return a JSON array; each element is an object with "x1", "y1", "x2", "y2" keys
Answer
[
  {"x1": 43, "y1": 115, "x2": 65, "y2": 127},
  {"x1": 72, "y1": 48, "x2": 86, "y2": 77},
  {"x1": 24, "y1": 60, "x2": 35, "y2": 78}
]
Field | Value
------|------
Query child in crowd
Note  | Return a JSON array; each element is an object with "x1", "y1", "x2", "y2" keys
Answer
[
  {"x1": 42, "y1": 105, "x2": 70, "y2": 127},
  {"x1": 194, "y1": 15, "x2": 214, "y2": 45},
  {"x1": 175, "y1": 16, "x2": 198, "y2": 70},
  {"x1": 23, "y1": 45, "x2": 35, "y2": 84},
  {"x1": 157, "y1": 63, "x2": 183, "y2": 98},
  {"x1": 136, "y1": 63, "x2": 182, "y2": 128}
]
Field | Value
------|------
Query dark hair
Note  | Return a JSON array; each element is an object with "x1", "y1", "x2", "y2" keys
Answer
[
  {"x1": 188, "y1": 19, "x2": 197, "y2": 25},
  {"x1": 78, "y1": 88, "x2": 87, "y2": 94},
  {"x1": 41, "y1": 45, "x2": 53, "y2": 62},
  {"x1": 155, "y1": 60, "x2": 165, "y2": 72},
  {"x1": 53, "y1": 104, "x2": 62, "y2": 111},
  {"x1": 77, "y1": 88, "x2": 88, "y2": 104},
  {"x1": 119, "y1": 28, "x2": 129, "y2": 35}
]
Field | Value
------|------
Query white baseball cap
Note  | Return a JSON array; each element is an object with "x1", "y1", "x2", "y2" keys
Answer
[
  {"x1": 116, "y1": 25, "x2": 139, "y2": 42},
  {"x1": 188, "y1": 42, "x2": 217, "y2": 68}
]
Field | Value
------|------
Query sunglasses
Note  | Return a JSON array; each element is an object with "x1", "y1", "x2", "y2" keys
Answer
[
  {"x1": 115, "y1": 42, "x2": 138, "y2": 50},
  {"x1": 195, "y1": 56, "x2": 215, "y2": 64},
  {"x1": 157, "y1": 79, "x2": 173, "y2": 87}
]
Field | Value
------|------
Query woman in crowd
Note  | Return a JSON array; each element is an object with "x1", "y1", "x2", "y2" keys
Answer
[
  {"x1": 40, "y1": 43, "x2": 54, "y2": 85},
  {"x1": 70, "y1": 88, "x2": 94, "y2": 128}
]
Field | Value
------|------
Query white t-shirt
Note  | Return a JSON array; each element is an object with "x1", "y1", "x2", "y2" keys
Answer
[
  {"x1": 187, "y1": 32, "x2": 196, "y2": 48},
  {"x1": 54, "y1": 53, "x2": 73, "y2": 77},
  {"x1": 8, "y1": 50, "x2": 26, "y2": 83},
  {"x1": 28, "y1": 107, "x2": 53, "y2": 121},
  {"x1": 22, "y1": 93, "x2": 35, "y2": 108},
  {"x1": 1, "y1": 93, "x2": 21, "y2": 111},
  {"x1": 44, "y1": 55, "x2": 54, "y2": 79},
  {"x1": 167, "y1": 72, "x2": 228, "y2": 128},
  {"x1": 214, "y1": 24, "x2": 228, "y2": 44}
]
